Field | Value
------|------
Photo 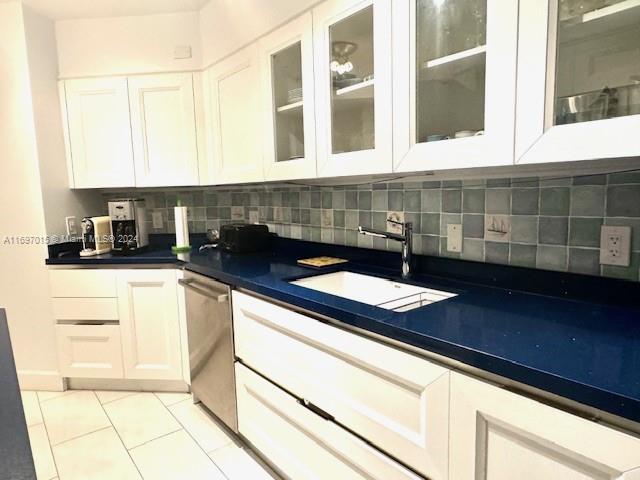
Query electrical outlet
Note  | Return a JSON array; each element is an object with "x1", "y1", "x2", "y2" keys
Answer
[
  {"x1": 152, "y1": 211, "x2": 164, "y2": 229},
  {"x1": 447, "y1": 224, "x2": 462, "y2": 252},
  {"x1": 65, "y1": 216, "x2": 77, "y2": 236},
  {"x1": 173, "y1": 45, "x2": 192, "y2": 59},
  {"x1": 249, "y1": 210, "x2": 259, "y2": 224},
  {"x1": 600, "y1": 225, "x2": 631, "y2": 266}
]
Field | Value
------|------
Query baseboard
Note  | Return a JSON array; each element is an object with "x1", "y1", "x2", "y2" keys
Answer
[
  {"x1": 18, "y1": 369, "x2": 65, "y2": 391},
  {"x1": 67, "y1": 378, "x2": 189, "y2": 393}
]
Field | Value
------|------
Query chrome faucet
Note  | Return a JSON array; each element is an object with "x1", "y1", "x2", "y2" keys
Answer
[{"x1": 358, "y1": 219, "x2": 413, "y2": 279}]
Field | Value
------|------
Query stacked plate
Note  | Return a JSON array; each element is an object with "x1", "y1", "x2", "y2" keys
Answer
[{"x1": 287, "y1": 87, "x2": 303, "y2": 103}]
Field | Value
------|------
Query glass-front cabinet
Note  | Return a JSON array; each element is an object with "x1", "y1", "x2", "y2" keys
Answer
[
  {"x1": 260, "y1": 13, "x2": 317, "y2": 180},
  {"x1": 393, "y1": 0, "x2": 519, "y2": 172},
  {"x1": 516, "y1": 0, "x2": 640, "y2": 164},
  {"x1": 314, "y1": 0, "x2": 392, "y2": 177}
]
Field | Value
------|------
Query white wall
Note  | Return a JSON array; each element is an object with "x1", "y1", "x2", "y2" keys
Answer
[
  {"x1": 55, "y1": 11, "x2": 202, "y2": 78},
  {"x1": 0, "y1": 1, "x2": 61, "y2": 390},
  {"x1": 199, "y1": 0, "x2": 318, "y2": 67},
  {"x1": 23, "y1": 5, "x2": 104, "y2": 237}
]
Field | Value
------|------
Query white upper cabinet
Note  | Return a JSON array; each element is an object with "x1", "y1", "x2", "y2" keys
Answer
[
  {"x1": 449, "y1": 372, "x2": 640, "y2": 480},
  {"x1": 313, "y1": 0, "x2": 393, "y2": 177},
  {"x1": 128, "y1": 73, "x2": 199, "y2": 187},
  {"x1": 516, "y1": 0, "x2": 640, "y2": 164},
  {"x1": 204, "y1": 44, "x2": 264, "y2": 185},
  {"x1": 62, "y1": 77, "x2": 135, "y2": 188},
  {"x1": 260, "y1": 12, "x2": 317, "y2": 181},
  {"x1": 393, "y1": 0, "x2": 519, "y2": 173}
]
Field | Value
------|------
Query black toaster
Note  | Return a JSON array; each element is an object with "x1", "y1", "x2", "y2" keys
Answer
[{"x1": 218, "y1": 223, "x2": 272, "y2": 253}]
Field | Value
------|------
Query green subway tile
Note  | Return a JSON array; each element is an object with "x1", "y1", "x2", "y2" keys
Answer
[
  {"x1": 485, "y1": 242, "x2": 509, "y2": 265},
  {"x1": 421, "y1": 213, "x2": 440, "y2": 235},
  {"x1": 608, "y1": 172, "x2": 640, "y2": 184},
  {"x1": 421, "y1": 189, "x2": 441, "y2": 212},
  {"x1": 606, "y1": 185, "x2": 640, "y2": 217},
  {"x1": 358, "y1": 191, "x2": 372, "y2": 210},
  {"x1": 322, "y1": 191, "x2": 332, "y2": 209},
  {"x1": 485, "y1": 189, "x2": 510, "y2": 214},
  {"x1": 511, "y1": 216, "x2": 538, "y2": 244},
  {"x1": 332, "y1": 191, "x2": 345, "y2": 209},
  {"x1": 345, "y1": 191, "x2": 358, "y2": 209},
  {"x1": 310, "y1": 191, "x2": 321, "y2": 208},
  {"x1": 463, "y1": 214, "x2": 484, "y2": 238},
  {"x1": 372, "y1": 211, "x2": 387, "y2": 230},
  {"x1": 539, "y1": 217, "x2": 568, "y2": 245},
  {"x1": 333, "y1": 210, "x2": 345, "y2": 228},
  {"x1": 310, "y1": 209, "x2": 321, "y2": 226},
  {"x1": 569, "y1": 218, "x2": 602, "y2": 248},
  {"x1": 573, "y1": 174, "x2": 606, "y2": 186},
  {"x1": 442, "y1": 189, "x2": 461, "y2": 213},
  {"x1": 511, "y1": 189, "x2": 539, "y2": 215},
  {"x1": 536, "y1": 245, "x2": 567, "y2": 272},
  {"x1": 461, "y1": 238, "x2": 484, "y2": 262},
  {"x1": 388, "y1": 190, "x2": 403, "y2": 211},
  {"x1": 571, "y1": 186, "x2": 605, "y2": 216},
  {"x1": 404, "y1": 191, "x2": 421, "y2": 212},
  {"x1": 486, "y1": 178, "x2": 511, "y2": 187},
  {"x1": 359, "y1": 211, "x2": 372, "y2": 229},
  {"x1": 510, "y1": 244, "x2": 537, "y2": 268},
  {"x1": 345, "y1": 210, "x2": 359, "y2": 230},
  {"x1": 440, "y1": 213, "x2": 462, "y2": 236},
  {"x1": 405, "y1": 212, "x2": 421, "y2": 232},
  {"x1": 568, "y1": 248, "x2": 600, "y2": 275},
  {"x1": 463, "y1": 189, "x2": 485, "y2": 214},
  {"x1": 540, "y1": 187, "x2": 570, "y2": 216},
  {"x1": 420, "y1": 235, "x2": 440, "y2": 255},
  {"x1": 372, "y1": 190, "x2": 388, "y2": 211}
]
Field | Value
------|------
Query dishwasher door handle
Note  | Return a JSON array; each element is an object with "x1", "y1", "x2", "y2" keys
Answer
[{"x1": 178, "y1": 278, "x2": 229, "y2": 303}]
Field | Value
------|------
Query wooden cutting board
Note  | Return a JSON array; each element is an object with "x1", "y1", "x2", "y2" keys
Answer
[{"x1": 297, "y1": 256, "x2": 349, "y2": 268}]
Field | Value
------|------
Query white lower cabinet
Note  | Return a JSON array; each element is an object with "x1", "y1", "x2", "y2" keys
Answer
[
  {"x1": 50, "y1": 268, "x2": 184, "y2": 382},
  {"x1": 449, "y1": 372, "x2": 640, "y2": 480},
  {"x1": 233, "y1": 291, "x2": 449, "y2": 479},
  {"x1": 235, "y1": 362, "x2": 420, "y2": 480},
  {"x1": 55, "y1": 324, "x2": 123, "y2": 379},
  {"x1": 116, "y1": 270, "x2": 182, "y2": 380}
]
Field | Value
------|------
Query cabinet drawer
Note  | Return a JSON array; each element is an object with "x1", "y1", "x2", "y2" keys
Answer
[
  {"x1": 233, "y1": 291, "x2": 449, "y2": 479},
  {"x1": 56, "y1": 324, "x2": 123, "y2": 378},
  {"x1": 236, "y1": 363, "x2": 421, "y2": 480},
  {"x1": 49, "y1": 269, "x2": 117, "y2": 297},
  {"x1": 52, "y1": 298, "x2": 119, "y2": 321}
]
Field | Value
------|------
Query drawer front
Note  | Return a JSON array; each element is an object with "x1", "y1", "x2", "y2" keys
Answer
[
  {"x1": 236, "y1": 363, "x2": 421, "y2": 480},
  {"x1": 49, "y1": 269, "x2": 117, "y2": 297},
  {"x1": 233, "y1": 291, "x2": 449, "y2": 479},
  {"x1": 52, "y1": 298, "x2": 119, "y2": 321},
  {"x1": 56, "y1": 325, "x2": 123, "y2": 378}
]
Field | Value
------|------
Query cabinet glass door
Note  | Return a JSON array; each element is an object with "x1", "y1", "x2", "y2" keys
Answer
[
  {"x1": 554, "y1": 0, "x2": 640, "y2": 126},
  {"x1": 416, "y1": 0, "x2": 487, "y2": 144},
  {"x1": 329, "y1": 6, "x2": 375, "y2": 154},
  {"x1": 515, "y1": 0, "x2": 640, "y2": 164},
  {"x1": 393, "y1": 0, "x2": 518, "y2": 172},
  {"x1": 272, "y1": 43, "x2": 305, "y2": 162}
]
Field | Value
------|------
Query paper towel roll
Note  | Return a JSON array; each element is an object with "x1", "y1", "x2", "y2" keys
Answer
[{"x1": 174, "y1": 206, "x2": 189, "y2": 248}]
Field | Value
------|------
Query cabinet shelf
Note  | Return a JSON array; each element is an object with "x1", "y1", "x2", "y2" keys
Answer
[
  {"x1": 276, "y1": 100, "x2": 304, "y2": 115},
  {"x1": 334, "y1": 79, "x2": 374, "y2": 100},
  {"x1": 421, "y1": 45, "x2": 487, "y2": 70},
  {"x1": 560, "y1": 0, "x2": 640, "y2": 42}
]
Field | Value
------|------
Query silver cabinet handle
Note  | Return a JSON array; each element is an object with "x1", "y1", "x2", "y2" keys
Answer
[{"x1": 178, "y1": 278, "x2": 229, "y2": 302}]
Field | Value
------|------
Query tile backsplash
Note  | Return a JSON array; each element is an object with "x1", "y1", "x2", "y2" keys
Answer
[{"x1": 103, "y1": 171, "x2": 640, "y2": 281}]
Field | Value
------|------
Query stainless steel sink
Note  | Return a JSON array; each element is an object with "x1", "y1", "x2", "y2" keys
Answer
[{"x1": 290, "y1": 271, "x2": 456, "y2": 312}]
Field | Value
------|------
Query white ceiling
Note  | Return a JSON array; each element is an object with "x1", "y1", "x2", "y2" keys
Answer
[{"x1": 18, "y1": 0, "x2": 210, "y2": 20}]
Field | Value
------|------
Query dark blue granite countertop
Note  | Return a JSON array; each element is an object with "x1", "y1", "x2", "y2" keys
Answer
[
  {"x1": 45, "y1": 235, "x2": 640, "y2": 424},
  {"x1": 0, "y1": 309, "x2": 36, "y2": 480}
]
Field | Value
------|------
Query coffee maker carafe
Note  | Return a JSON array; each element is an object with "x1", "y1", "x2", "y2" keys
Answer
[{"x1": 108, "y1": 199, "x2": 149, "y2": 255}]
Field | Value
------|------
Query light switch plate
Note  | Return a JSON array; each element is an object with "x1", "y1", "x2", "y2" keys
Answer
[
  {"x1": 600, "y1": 225, "x2": 631, "y2": 266},
  {"x1": 447, "y1": 224, "x2": 462, "y2": 252},
  {"x1": 152, "y1": 211, "x2": 163, "y2": 229},
  {"x1": 173, "y1": 45, "x2": 192, "y2": 59}
]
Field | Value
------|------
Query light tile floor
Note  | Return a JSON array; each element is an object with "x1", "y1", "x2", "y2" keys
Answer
[{"x1": 21, "y1": 390, "x2": 276, "y2": 480}]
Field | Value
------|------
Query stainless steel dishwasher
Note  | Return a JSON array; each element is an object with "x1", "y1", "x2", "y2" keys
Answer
[{"x1": 178, "y1": 271, "x2": 237, "y2": 432}]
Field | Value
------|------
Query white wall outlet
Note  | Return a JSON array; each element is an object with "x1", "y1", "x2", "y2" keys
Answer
[
  {"x1": 485, "y1": 215, "x2": 510, "y2": 243},
  {"x1": 600, "y1": 225, "x2": 631, "y2": 266},
  {"x1": 447, "y1": 224, "x2": 463, "y2": 252},
  {"x1": 387, "y1": 211, "x2": 405, "y2": 234},
  {"x1": 249, "y1": 210, "x2": 259, "y2": 224},
  {"x1": 152, "y1": 211, "x2": 164, "y2": 229},
  {"x1": 65, "y1": 216, "x2": 77, "y2": 236},
  {"x1": 173, "y1": 45, "x2": 192, "y2": 59}
]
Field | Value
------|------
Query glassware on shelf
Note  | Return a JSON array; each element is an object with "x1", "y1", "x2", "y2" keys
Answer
[
  {"x1": 271, "y1": 42, "x2": 305, "y2": 162},
  {"x1": 329, "y1": 6, "x2": 375, "y2": 154},
  {"x1": 554, "y1": 0, "x2": 640, "y2": 125},
  {"x1": 415, "y1": 0, "x2": 487, "y2": 144}
]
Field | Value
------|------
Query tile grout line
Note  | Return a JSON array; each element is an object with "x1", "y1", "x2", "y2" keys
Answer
[
  {"x1": 92, "y1": 389, "x2": 148, "y2": 479},
  {"x1": 34, "y1": 391, "x2": 60, "y2": 480},
  {"x1": 154, "y1": 392, "x2": 232, "y2": 480}
]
